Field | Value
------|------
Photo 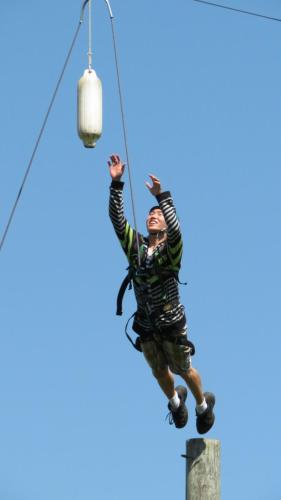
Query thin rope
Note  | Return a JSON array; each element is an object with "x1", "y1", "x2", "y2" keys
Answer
[
  {"x1": 88, "y1": 0, "x2": 93, "y2": 69},
  {"x1": 108, "y1": 13, "x2": 142, "y2": 267},
  {"x1": 193, "y1": 0, "x2": 281, "y2": 23},
  {"x1": 0, "y1": 1, "x2": 90, "y2": 253}
]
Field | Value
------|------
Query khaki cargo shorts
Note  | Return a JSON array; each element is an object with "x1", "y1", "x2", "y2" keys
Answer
[{"x1": 140, "y1": 328, "x2": 192, "y2": 375}]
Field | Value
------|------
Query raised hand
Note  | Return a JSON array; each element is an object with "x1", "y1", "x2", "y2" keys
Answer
[
  {"x1": 107, "y1": 154, "x2": 125, "y2": 181},
  {"x1": 145, "y1": 174, "x2": 162, "y2": 196}
]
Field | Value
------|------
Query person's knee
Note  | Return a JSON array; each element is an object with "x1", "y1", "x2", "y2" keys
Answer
[
  {"x1": 152, "y1": 366, "x2": 169, "y2": 380},
  {"x1": 179, "y1": 366, "x2": 196, "y2": 381}
]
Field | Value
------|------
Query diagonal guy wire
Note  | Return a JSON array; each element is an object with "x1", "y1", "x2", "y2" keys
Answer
[
  {"x1": 193, "y1": 0, "x2": 281, "y2": 23},
  {"x1": 0, "y1": 2, "x2": 90, "y2": 253}
]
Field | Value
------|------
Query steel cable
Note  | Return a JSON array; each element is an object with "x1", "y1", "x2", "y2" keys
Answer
[
  {"x1": 193, "y1": 0, "x2": 281, "y2": 23},
  {"x1": 88, "y1": 0, "x2": 93, "y2": 68},
  {"x1": 1, "y1": 0, "x2": 141, "y2": 266},
  {"x1": 107, "y1": 10, "x2": 142, "y2": 267},
  {"x1": 0, "y1": 1, "x2": 91, "y2": 253}
]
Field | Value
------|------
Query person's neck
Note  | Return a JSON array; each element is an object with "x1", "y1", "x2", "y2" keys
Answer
[{"x1": 148, "y1": 231, "x2": 166, "y2": 248}]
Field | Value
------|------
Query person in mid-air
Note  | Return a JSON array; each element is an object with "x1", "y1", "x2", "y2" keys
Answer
[{"x1": 108, "y1": 154, "x2": 215, "y2": 432}]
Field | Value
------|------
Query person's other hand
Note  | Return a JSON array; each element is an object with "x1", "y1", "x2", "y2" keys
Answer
[{"x1": 108, "y1": 154, "x2": 125, "y2": 180}]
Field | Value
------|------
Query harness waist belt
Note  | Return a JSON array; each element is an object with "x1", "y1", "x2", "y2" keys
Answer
[{"x1": 143, "y1": 299, "x2": 181, "y2": 319}]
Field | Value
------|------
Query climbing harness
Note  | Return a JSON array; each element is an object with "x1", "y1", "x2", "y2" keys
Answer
[
  {"x1": 116, "y1": 242, "x2": 186, "y2": 317},
  {"x1": 116, "y1": 239, "x2": 193, "y2": 354},
  {"x1": 124, "y1": 308, "x2": 195, "y2": 355},
  {"x1": 116, "y1": 263, "x2": 186, "y2": 317}
]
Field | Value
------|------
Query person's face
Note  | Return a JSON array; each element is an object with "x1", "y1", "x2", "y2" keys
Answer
[{"x1": 146, "y1": 208, "x2": 167, "y2": 234}]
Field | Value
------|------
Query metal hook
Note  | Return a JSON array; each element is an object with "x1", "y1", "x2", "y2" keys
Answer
[
  {"x1": 104, "y1": 0, "x2": 114, "y2": 18},
  {"x1": 80, "y1": 0, "x2": 90, "y2": 23},
  {"x1": 80, "y1": 0, "x2": 114, "y2": 23}
]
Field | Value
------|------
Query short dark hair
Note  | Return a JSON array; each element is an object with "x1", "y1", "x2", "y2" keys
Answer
[{"x1": 149, "y1": 206, "x2": 162, "y2": 214}]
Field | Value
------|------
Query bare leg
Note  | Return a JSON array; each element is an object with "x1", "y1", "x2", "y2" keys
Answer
[
  {"x1": 152, "y1": 367, "x2": 176, "y2": 400},
  {"x1": 179, "y1": 366, "x2": 204, "y2": 405},
  {"x1": 141, "y1": 341, "x2": 177, "y2": 399}
]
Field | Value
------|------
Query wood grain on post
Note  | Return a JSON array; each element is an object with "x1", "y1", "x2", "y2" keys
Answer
[{"x1": 185, "y1": 439, "x2": 221, "y2": 500}]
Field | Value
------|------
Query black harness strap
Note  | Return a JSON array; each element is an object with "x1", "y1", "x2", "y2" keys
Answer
[
  {"x1": 116, "y1": 268, "x2": 133, "y2": 316},
  {"x1": 125, "y1": 312, "x2": 142, "y2": 352},
  {"x1": 116, "y1": 249, "x2": 189, "y2": 352},
  {"x1": 116, "y1": 267, "x2": 186, "y2": 317},
  {"x1": 124, "y1": 311, "x2": 195, "y2": 355}
]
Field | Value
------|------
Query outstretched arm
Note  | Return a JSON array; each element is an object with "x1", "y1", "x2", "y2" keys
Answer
[
  {"x1": 146, "y1": 174, "x2": 183, "y2": 269},
  {"x1": 108, "y1": 155, "x2": 137, "y2": 261}
]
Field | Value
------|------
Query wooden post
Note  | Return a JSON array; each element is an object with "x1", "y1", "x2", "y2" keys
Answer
[{"x1": 185, "y1": 439, "x2": 221, "y2": 500}]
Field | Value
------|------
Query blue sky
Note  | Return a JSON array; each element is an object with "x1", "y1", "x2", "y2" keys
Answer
[{"x1": 1, "y1": 1, "x2": 281, "y2": 499}]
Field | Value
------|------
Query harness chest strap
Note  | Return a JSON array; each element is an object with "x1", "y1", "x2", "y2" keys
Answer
[{"x1": 116, "y1": 264, "x2": 186, "y2": 317}]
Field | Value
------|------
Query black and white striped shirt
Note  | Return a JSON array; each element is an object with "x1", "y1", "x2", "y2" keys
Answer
[{"x1": 109, "y1": 180, "x2": 186, "y2": 334}]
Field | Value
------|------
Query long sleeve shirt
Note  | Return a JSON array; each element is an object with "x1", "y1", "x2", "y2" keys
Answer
[{"x1": 109, "y1": 180, "x2": 186, "y2": 335}]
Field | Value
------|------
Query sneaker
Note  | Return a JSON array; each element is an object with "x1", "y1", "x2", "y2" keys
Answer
[
  {"x1": 196, "y1": 392, "x2": 215, "y2": 434},
  {"x1": 167, "y1": 385, "x2": 188, "y2": 429}
]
